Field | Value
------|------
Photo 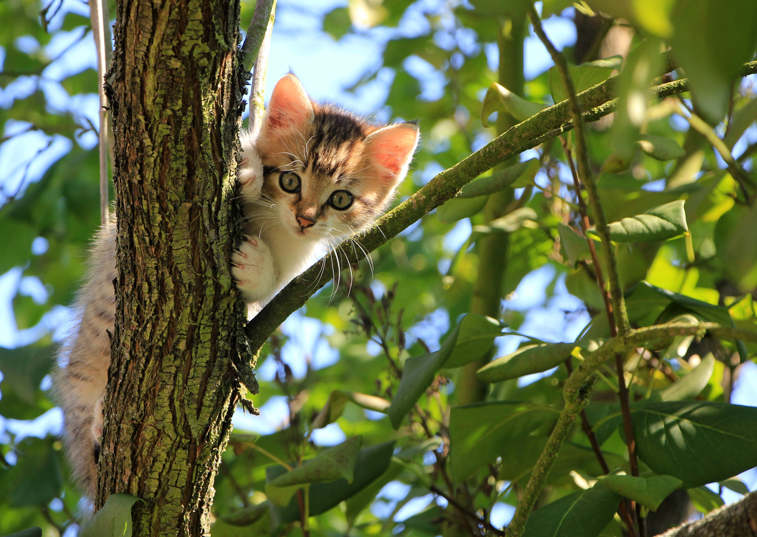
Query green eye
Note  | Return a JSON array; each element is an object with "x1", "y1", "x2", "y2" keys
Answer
[
  {"x1": 279, "y1": 172, "x2": 301, "y2": 193},
  {"x1": 330, "y1": 190, "x2": 353, "y2": 210}
]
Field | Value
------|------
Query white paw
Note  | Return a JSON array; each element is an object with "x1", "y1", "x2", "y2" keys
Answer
[
  {"x1": 239, "y1": 142, "x2": 265, "y2": 202},
  {"x1": 232, "y1": 236, "x2": 277, "y2": 303},
  {"x1": 91, "y1": 398, "x2": 104, "y2": 442}
]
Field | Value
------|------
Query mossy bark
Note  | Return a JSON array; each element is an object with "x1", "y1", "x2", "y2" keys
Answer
[{"x1": 98, "y1": 0, "x2": 246, "y2": 535}]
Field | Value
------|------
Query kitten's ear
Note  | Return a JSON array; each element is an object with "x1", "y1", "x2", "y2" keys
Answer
[
  {"x1": 264, "y1": 74, "x2": 314, "y2": 132},
  {"x1": 364, "y1": 122, "x2": 419, "y2": 186}
]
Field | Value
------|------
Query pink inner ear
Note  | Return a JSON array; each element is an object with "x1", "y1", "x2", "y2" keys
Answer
[
  {"x1": 367, "y1": 124, "x2": 419, "y2": 180},
  {"x1": 266, "y1": 75, "x2": 314, "y2": 131}
]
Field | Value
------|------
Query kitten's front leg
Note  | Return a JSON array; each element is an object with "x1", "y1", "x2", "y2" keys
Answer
[
  {"x1": 232, "y1": 236, "x2": 277, "y2": 303},
  {"x1": 238, "y1": 137, "x2": 265, "y2": 202}
]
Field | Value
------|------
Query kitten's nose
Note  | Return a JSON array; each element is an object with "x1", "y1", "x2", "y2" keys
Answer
[{"x1": 297, "y1": 216, "x2": 315, "y2": 229}]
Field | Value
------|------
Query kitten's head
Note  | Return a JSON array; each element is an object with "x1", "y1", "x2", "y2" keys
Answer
[{"x1": 255, "y1": 74, "x2": 419, "y2": 243}]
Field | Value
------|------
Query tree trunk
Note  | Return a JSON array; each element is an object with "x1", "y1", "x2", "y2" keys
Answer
[{"x1": 97, "y1": 0, "x2": 246, "y2": 534}]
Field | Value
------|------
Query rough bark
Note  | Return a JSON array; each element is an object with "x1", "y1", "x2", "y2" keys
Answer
[
  {"x1": 98, "y1": 0, "x2": 246, "y2": 535},
  {"x1": 658, "y1": 491, "x2": 757, "y2": 537}
]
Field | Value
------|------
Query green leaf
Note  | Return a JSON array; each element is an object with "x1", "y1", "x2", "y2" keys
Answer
[
  {"x1": 345, "y1": 460, "x2": 403, "y2": 524},
  {"x1": 671, "y1": 0, "x2": 757, "y2": 123},
  {"x1": 624, "y1": 282, "x2": 747, "y2": 360},
  {"x1": 599, "y1": 474, "x2": 682, "y2": 511},
  {"x1": 322, "y1": 7, "x2": 351, "y2": 40},
  {"x1": 437, "y1": 195, "x2": 487, "y2": 224},
  {"x1": 603, "y1": 200, "x2": 688, "y2": 242},
  {"x1": 311, "y1": 390, "x2": 349, "y2": 429},
  {"x1": 724, "y1": 95, "x2": 757, "y2": 149},
  {"x1": 6, "y1": 437, "x2": 62, "y2": 507},
  {"x1": 549, "y1": 56, "x2": 622, "y2": 105},
  {"x1": 719, "y1": 477, "x2": 749, "y2": 495},
  {"x1": 449, "y1": 402, "x2": 557, "y2": 482},
  {"x1": 481, "y1": 83, "x2": 545, "y2": 126},
  {"x1": 0, "y1": 345, "x2": 54, "y2": 405},
  {"x1": 4, "y1": 529, "x2": 43, "y2": 537},
  {"x1": 470, "y1": 0, "x2": 530, "y2": 17},
  {"x1": 219, "y1": 502, "x2": 269, "y2": 527},
  {"x1": 458, "y1": 160, "x2": 539, "y2": 198},
  {"x1": 0, "y1": 218, "x2": 37, "y2": 273},
  {"x1": 388, "y1": 314, "x2": 495, "y2": 427},
  {"x1": 522, "y1": 483, "x2": 621, "y2": 537},
  {"x1": 637, "y1": 134, "x2": 685, "y2": 161},
  {"x1": 80, "y1": 494, "x2": 142, "y2": 537},
  {"x1": 213, "y1": 513, "x2": 270, "y2": 537},
  {"x1": 687, "y1": 486, "x2": 724, "y2": 514},
  {"x1": 476, "y1": 343, "x2": 575, "y2": 383},
  {"x1": 631, "y1": 401, "x2": 757, "y2": 488},
  {"x1": 272, "y1": 440, "x2": 395, "y2": 524},
  {"x1": 265, "y1": 436, "x2": 362, "y2": 506},
  {"x1": 659, "y1": 353, "x2": 714, "y2": 401},
  {"x1": 388, "y1": 314, "x2": 501, "y2": 428},
  {"x1": 716, "y1": 202, "x2": 757, "y2": 292},
  {"x1": 475, "y1": 208, "x2": 538, "y2": 234},
  {"x1": 499, "y1": 437, "x2": 628, "y2": 487},
  {"x1": 559, "y1": 224, "x2": 593, "y2": 267},
  {"x1": 444, "y1": 314, "x2": 503, "y2": 368},
  {"x1": 401, "y1": 505, "x2": 444, "y2": 533}
]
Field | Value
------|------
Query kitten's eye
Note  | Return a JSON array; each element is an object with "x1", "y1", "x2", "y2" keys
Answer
[
  {"x1": 330, "y1": 190, "x2": 353, "y2": 210},
  {"x1": 279, "y1": 172, "x2": 301, "y2": 193}
]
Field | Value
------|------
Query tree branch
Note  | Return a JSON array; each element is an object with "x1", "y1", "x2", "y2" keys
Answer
[
  {"x1": 240, "y1": 0, "x2": 277, "y2": 74},
  {"x1": 244, "y1": 61, "x2": 757, "y2": 355},
  {"x1": 658, "y1": 490, "x2": 757, "y2": 537}
]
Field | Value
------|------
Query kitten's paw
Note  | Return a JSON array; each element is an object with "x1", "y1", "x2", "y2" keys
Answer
[
  {"x1": 232, "y1": 236, "x2": 277, "y2": 303},
  {"x1": 91, "y1": 398, "x2": 104, "y2": 442},
  {"x1": 239, "y1": 142, "x2": 265, "y2": 201}
]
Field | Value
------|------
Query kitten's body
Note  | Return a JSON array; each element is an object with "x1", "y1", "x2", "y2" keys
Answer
[{"x1": 55, "y1": 75, "x2": 418, "y2": 499}]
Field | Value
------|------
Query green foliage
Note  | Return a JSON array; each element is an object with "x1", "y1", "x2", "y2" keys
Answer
[
  {"x1": 521, "y1": 483, "x2": 621, "y2": 537},
  {"x1": 600, "y1": 474, "x2": 682, "y2": 511},
  {"x1": 80, "y1": 494, "x2": 142, "y2": 537},
  {"x1": 2, "y1": 0, "x2": 757, "y2": 536}
]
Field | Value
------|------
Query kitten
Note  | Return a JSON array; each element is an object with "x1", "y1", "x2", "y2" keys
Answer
[{"x1": 55, "y1": 73, "x2": 419, "y2": 499}]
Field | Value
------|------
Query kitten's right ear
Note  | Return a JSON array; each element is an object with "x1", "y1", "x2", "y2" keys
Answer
[{"x1": 264, "y1": 74, "x2": 314, "y2": 132}]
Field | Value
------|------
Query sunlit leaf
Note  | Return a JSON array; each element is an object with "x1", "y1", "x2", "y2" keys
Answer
[
  {"x1": 444, "y1": 314, "x2": 503, "y2": 368},
  {"x1": 600, "y1": 474, "x2": 682, "y2": 511},
  {"x1": 637, "y1": 134, "x2": 685, "y2": 161},
  {"x1": 659, "y1": 353, "x2": 714, "y2": 401},
  {"x1": 437, "y1": 195, "x2": 488, "y2": 223},
  {"x1": 549, "y1": 56, "x2": 622, "y2": 105},
  {"x1": 266, "y1": 436, "x2": 362, "y2": 506},
  {"x1": 631, "y1": 401, "x2": 757, "y2": 488},
  {"x1": 449, "y1": 402, "x2": 557, "y2": 482},
  {"x1": 271, "y1": 440, "x2": 395, "y2": 524},
  {"x1": 481, "y1": 83, "x2": 545, "y2": 126},
  {"x1": 601, "y1": 201, "x2": 688, "y2": 243},
  {"x1": 458, "y1": 160, "x2": 539, "y2": 198},
  {"x1": 477, "y1": 343, "x2": 574, "y2": 383},
  {"x1": 80, "y1": 494, "x2": 142, "y2": 537},
  {"x1": 522, "y1": 483, "x2": 620, "y2": 537}
]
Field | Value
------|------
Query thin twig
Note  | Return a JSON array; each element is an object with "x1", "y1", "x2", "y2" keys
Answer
[
  {"x1": 430, "y1": 484, "x2": 504, "y2": 536},
  {"x1": 89, "y1": 0, "x2": 111, "y2": 225},
  {"x1": 240, "y1": 0, "x2": 277, "y2": 73}
]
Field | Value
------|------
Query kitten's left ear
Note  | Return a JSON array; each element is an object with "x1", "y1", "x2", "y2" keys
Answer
[{"x1": 364, "y1": 122, "x2": 419, "y2": 186}]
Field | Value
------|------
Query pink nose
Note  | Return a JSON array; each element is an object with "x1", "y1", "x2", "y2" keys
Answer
[{"x1": 297, "y1": 216, "x2": 315, "y2": 229}]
